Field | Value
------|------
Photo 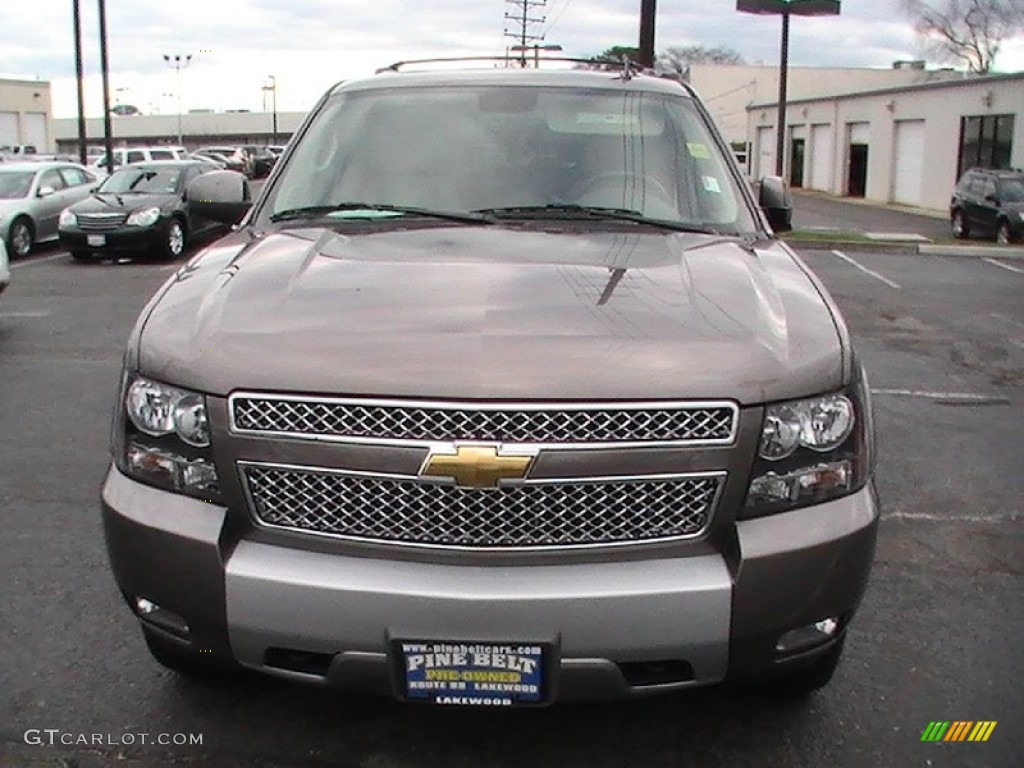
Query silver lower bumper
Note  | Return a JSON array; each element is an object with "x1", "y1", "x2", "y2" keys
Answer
[{"x1": 225, "y1": 542, "x2": 733, "y2": 696}]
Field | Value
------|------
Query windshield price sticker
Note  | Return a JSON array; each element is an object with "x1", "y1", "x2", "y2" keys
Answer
[{"x1": 399, "y1": 641, "x2": 545, "y2": 706}]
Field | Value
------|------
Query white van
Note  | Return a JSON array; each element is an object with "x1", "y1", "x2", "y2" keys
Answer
[{"x1": 89, "y1": 146, "x2": 186, "y2": 171}]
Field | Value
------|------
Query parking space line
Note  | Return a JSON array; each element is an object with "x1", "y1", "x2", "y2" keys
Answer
[
  {"x1": 10, "y1": 253, "x2": 67, "y2": 269},
  {"x1": 982, "y1": 257, "x2": 1024, "y2": 275},
  {"x1": 884, "y1": 510, "x2": 1021, "y2": 523},
  {"x1": 830, "y1": 250, "x2": 901, "y2": 289},
  {"x1": 873, "y1": 388, "x2": 1009, "y2": 405},
  {"x1": 0, "y1": 310, "x2": 51, "y2": 318}
]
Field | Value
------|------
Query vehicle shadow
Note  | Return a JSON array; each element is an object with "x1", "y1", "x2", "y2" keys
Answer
[{"x1": 140, "y1": 671, "x2": 824, "y2": 768}]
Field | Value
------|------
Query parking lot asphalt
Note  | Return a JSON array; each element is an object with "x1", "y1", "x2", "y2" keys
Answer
[
  {"x1": 0, "y1": 241, "x2": 1021, "y2": 768},
  {"x1": 792, "y1": 190, "x2": 952, "y2": 240}
]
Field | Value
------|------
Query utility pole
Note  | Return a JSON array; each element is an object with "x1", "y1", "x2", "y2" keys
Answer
[
  {"x1": 163, "y1": 53, "x2": 192, "y2": 146},
  {"x1": 98, "y1": 0, "x2": 113, "y2": 175},
  {"x1": 639, "y1": 0, "x2": 657, "y2": 69},
  {"x1": 263, "y1": 75, "x2": 278, "y2": 144},
  {"x1": 72, "y1": 0, "x2": 87, "y2": 164},
  {"x1": 503, "y1": 0, "x2": 547, "y2": 67}
]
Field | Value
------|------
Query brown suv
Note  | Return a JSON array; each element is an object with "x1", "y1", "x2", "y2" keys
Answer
[{"x1": 101, "y1": 61, "x2": 878, "y2": 706}]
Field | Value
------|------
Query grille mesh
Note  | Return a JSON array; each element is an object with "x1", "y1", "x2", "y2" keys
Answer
[
  {"x1": 243, "y1": 465, "x2": 721, "y2": 549},
  {"x1": 76, "y1": 213, "x2": 128, "y2": 232},
  {"x1": 232, "y1": 397, "x2": 735, "y2": 444}
]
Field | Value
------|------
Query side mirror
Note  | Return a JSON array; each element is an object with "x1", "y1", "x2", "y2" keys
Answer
[
  {"x1": 186, "y1": 170, "x2": 252, "y2": 225},
  {"x1": 37, "y1": 186, "x2": 56, "y2": 198},
  {"x1": 758, "y1": 175, "x2": 792, "y2": 233}
]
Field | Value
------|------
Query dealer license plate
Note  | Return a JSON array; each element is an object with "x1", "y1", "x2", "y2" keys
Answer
[
  {"x1": 87, "y1": 234, "x2": 106, "y2": 247},
  {"x1": 396, "y1": 640, "x2": 546, "y2": 706}
]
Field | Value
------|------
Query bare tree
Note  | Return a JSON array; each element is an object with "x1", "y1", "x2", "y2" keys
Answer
[
  {"x1": 901, "y1": 0, "x2": 1024, "y2": 73},
  {"x1": 657, "y1": 45, "x2": 745, "y2": 75}
]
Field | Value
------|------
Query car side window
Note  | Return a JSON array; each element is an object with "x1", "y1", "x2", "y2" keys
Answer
[
  {"x1": 980, "y1": 177, "x2": 997, "y2": 200},
  {"x1": 150, "y1": 150, "x2": 175, "y2": 160},
  {"x1": 127, "y1": 150, "x2": 146, "y2": 164},
  {"x1": 965, "y1": 176, "x2": 985, "y2": 196},
  {"x1": 39, "y1": 169, "x2": 67, "y2": 191},
  {"x1": 60, "y1": 167, "x2": 89, "y2": 187}
]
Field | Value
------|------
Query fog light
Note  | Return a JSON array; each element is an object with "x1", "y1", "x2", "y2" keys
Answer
[
  {"x1": 133, "y1": 596, "x2": 190, "y2": 638},
  {"x1": 748, "y1": 461, "x2": 852, "y2": 506},
  {"x1": 776, "y1": 616, "x2": 840, "y2": 655},
  {"x1": 126, "y1": 441, "x2": 220, "y2": 499}
]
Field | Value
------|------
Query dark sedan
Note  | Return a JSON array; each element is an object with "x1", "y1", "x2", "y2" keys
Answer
[{"x1": 58, "y1": 161, "x2": 223, "y2": 261}]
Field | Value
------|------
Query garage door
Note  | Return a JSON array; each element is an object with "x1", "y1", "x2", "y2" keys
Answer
[
  {"x1": 809, "y1": 124, "x2": 832, "y2": 191},
  {"x1": 892, "y1": 120, "x2": 925, "y2": 206},
  {"x1": 23, "y1": 112, "x2": 48, "y2": 150},
  {"x1": 0, "y1": 112, "x2": 17, "y2": 144}
]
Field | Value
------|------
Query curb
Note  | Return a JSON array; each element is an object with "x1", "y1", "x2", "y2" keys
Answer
[
  {"x1": 783, "y1": 238, "x2": 1024, "y2": 258},
  {"x1": 782, "y1": 239, "x2": 919, "y2": 255}
]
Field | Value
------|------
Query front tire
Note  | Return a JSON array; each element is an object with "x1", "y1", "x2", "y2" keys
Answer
[
  {"x1": 162, "y1": 218, "x2": 186, "y2": 260},
  {"x1": 951, "y1": 210, "x2": 969, "y2": 240},
  {"x1": 996, "y1": 221, "x2": 1013, "y2": 245},
  {"x1": 7, "y1": 217, "x2": 34, "y2": 258}
]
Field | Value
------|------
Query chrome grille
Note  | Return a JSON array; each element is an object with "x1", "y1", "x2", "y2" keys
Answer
[
  {"x1": 231, "y1": 396, "x2": 737, "y2": 445},
  {"x1": 77, "y1": 213, "x2": 128, "y2": 232},
  {"x1": 241, "y1": 464, "x2": 723, "y2": 549}
]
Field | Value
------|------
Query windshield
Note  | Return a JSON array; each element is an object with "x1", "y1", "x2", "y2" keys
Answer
[
  {"x1": 98, "y1": 167, "x2": 182, "y2": 195},
  {"x1": 998, "y1": 178, "x2": 1024, "y2": 202},
  {"x1": 0, "y1": 171, "x2": 36, "y2": 199},
  {"x1": 268, "y1": 85, "x2": 758, "y2": 235}
]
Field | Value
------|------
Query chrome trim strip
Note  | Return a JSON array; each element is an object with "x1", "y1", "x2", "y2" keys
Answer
[
  {"x1": 227, "y1": 392, "x2": 741, "y2": 450},
  {"x1": 237, "y1": 460, "x2": 726, "y2": 552}
]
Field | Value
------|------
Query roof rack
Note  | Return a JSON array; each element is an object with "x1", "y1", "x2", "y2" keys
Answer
[{"x1": 374, "y1": 55, "x2": 653, "y2": 79}]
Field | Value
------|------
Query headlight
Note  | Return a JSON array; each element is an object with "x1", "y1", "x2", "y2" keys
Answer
[
  {"x1": 742, "y1": 369, "x2": 873, "y2": 519},
  {"x1": 126, "y1": 378, "x2": 209, "y2": 446},
  {"x1": 126, "y1": 206, "x2": 161, "y2": 227},
  {"x1": 116, "y1": 374, "x2": 219, "y2": 502},
  {"x1": 759, "y1": 394, "x2": 854, "y2": 460},
  {"x1": 59, "y1": 208, "x2": 77, "y2": 227}
]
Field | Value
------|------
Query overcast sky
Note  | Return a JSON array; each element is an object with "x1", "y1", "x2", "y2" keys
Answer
[{"x1": 3, "y1": 0, "x2": 1023, "y2": 118}]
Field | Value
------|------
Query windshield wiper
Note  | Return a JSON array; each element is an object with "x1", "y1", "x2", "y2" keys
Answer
[
  {"x1": 270, "y1": 202, "x2": 493, "y2": 225},
  {"x1": 473, "y1": 204, "x2": 720, "y2": 235}
]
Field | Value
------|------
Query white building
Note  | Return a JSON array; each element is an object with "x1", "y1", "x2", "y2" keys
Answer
[
  {"x1": 745, "y1": 71, "x2": 1024, "y2": 212},
  {"x1": 52, "y1": 110, "x2": 307, "y2": 154},
  {"x1": 684, "y1": 62, "x2": 964, "y2": 153},
  {"x1": 0, "y1": 78, "x2": 54, "y2": 151}
]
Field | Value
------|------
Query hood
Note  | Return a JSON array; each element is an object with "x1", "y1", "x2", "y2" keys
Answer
[
  {"x1": 138, "y1": 225, "x2": 845, "y2": 404},
  {"x1": 70, "y1": 191, "x2": 178, "y2": 214}
]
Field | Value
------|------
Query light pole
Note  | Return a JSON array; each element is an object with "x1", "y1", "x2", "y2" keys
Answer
[
  {"x1": 509, "y1": 43, "x2": 562, "y2": 68},
  {"x1": 163, "y1": 53, "x2": 192, "y2": 146},
  {"x1": 262, "y1": 75, "x2": 278, "y2": 143},
  {"x1": 737, "y1": 1, "x2": 841, "y2": 178}
]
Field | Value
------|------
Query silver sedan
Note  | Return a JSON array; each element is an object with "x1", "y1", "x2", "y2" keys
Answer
[{"x1": 0, "y1": 162, "x2": 99, "y2": 258}]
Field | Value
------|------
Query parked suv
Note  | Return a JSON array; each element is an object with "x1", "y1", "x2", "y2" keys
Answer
[
  {"x1": 950, "y1": 167, "x2": 1024, "y2": 244},
  {"x1": 102, "y1": 62, "x2": 878, "y2": 705},
  {"x1": 90, "y1": 146, "x2": 186, "y2": 172}
]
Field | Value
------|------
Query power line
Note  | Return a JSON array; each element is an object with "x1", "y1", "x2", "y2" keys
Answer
[{"x1": 543, "y1": 0, "x2": 574, "y2": 37}]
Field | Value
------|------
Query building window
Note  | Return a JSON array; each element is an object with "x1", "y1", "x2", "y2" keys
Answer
[{"x1": 958, "y1": 114, "x2": 1015, "y2": 177}]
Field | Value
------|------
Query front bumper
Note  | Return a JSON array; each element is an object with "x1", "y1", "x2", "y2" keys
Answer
[
  {"x1": 101, "y1": 466, "x2": 878, "y2": 700},
  {"x1": 59, "y1": 223, "x2": 168, "y2": 258}
]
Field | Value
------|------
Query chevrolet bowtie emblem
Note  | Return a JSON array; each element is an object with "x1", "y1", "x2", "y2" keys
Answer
[{"x1": 421, "y1": 445, "x2": 533, "y2": 488}]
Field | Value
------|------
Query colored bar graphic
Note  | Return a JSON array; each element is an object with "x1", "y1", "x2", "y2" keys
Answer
[
  {"x1": 968, "y1": 722, "x2": 997, "y2": 742},
  {"x1": 921, "y1": 721, "x2": 950, "y2": 742},
  {"x1": 921, "y1": 721, "x2": 996, "y2": 743},
  {"x1": 945, "y1": 721, "x2": 973, "y2": 741}
]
